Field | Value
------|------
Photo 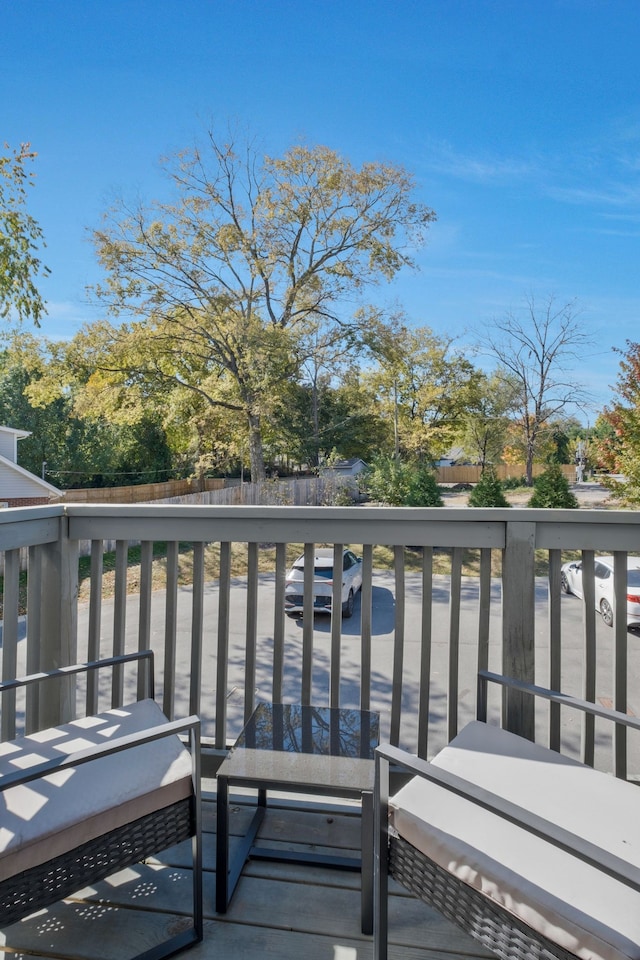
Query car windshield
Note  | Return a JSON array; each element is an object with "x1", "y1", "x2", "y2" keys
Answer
[
  {"x1": 628, "y1": 571, "x2": 640, "y2": 588},
  {"x1": 314, "y1": 567, "x2": 334, "y2": 579}
]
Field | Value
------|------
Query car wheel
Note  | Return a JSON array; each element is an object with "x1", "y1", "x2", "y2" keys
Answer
[
  {"x1": 560, "y1": 572, "x2": 571, "y2": 594},
  {"x1": 342, "y1": 589, "x2": 355, "y2": 619},
  {"x1": 600, "y1": 598, "x2": 614, "y2": 627}
]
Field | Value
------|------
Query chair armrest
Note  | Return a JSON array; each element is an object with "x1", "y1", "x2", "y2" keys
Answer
[
  {"x1": 375, "y1": 741, "x2": 640, "y2": 893},
  {"x1": 0, "y1": 651, "x2": 155, "y2": 699},
  {"x1": 0, "y1": 714, "x2": 200, "y2": 792},
  {"x1": 477, "y1": 670, "x2": 640, "y2": 731}
]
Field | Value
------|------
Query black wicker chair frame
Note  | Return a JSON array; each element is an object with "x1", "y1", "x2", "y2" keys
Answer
[
  {"x1": 374, "y1": 671, "x2": 640, "y2": 960},
  {"x1": 0, "y1": 652, "x2": 203, "y2": 960}
]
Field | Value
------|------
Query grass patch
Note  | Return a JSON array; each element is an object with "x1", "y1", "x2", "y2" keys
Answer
[{"x1": 2, "y1": 541, "x2": 585, "y2": 620}]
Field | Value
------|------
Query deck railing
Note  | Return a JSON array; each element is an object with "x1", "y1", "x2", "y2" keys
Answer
[{"x1": 1, "y1": 503, "x2": 639, "y2": 779}]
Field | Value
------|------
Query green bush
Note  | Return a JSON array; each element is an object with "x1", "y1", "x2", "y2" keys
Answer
[
  {"x1": 406, "y1": 466, "x2": 444, "y2": 507},
  {"x1": 362, "y1": 456, "x2": 443, "y2": 506},
  {"x1": 528, "y1": 464, "x2": 579, "y2": 508},
  {"x1": 468, "y1": 467, "x2": 510, "y2": 507},
  {"x1": 362, "y1": 456, "x2": 411, "y2": 505},
  {"x1": 501, "y1": 474, "x2": 528, "y2": 490}
]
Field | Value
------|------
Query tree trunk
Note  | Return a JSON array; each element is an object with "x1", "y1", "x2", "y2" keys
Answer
[
  {"x1": 311, "y1": 372, "x2": 320, "y2": 468},
  {"x1": 525, "y1": 444, "x2": 535, "y2": 486},
  {"x1": 393, "y1": 378, "x2": 400, "y2": 459},
  {"x1": 247, "y1": 411, "x2": 266, "y2": 481}
]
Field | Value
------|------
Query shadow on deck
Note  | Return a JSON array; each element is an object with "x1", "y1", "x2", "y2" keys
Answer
[{"x1": 1, "y1": 785, "x2": 492, "y2": 960}]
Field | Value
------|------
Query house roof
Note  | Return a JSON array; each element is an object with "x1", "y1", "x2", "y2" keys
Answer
[
  {"x1": 0, "y1": 425, "x2": 32, "y2": 440},
  {"x1": 329, "y1": 458, "x2": 368, "y2": 470},
  {"x1": 0, "y1": 453, "x2": 62, "y2": 496}
]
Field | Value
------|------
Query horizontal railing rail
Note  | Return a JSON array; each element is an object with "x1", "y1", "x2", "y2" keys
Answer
[{"x1": 2, "y1": 504, "x2": 640, "y2": 779}]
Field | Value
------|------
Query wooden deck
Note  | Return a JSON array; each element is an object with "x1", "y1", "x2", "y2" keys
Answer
[{"x1": 1, "y1": 783, "x2": 492, "y2": 960}]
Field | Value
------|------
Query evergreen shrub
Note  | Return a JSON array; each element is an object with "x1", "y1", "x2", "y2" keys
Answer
[
  {"x1": 528, "y1": 464, "x2": 579, "y2": 508},
  {"x1": 468, "y1": 467, "x2": 510, "y2": 507}
]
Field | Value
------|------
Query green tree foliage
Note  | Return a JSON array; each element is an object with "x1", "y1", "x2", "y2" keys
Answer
[
  {"x1": 468, "y1": 467, "x2": 510, "y2": 507},
  {"x1": 362, "y1": 456, "x2": 443, "y2": 506},
  {"x1": 0, "y1": 144, "x2": 49, "y2": 327},
  {"x1": 274, "y1": 370, "x2": 385, "y2": 469},
  {"x1": 405, "y1": 465, "x2": 444, "y2": 506},
  {"x1": 0, "y1": 342, "x2": 174, "y2": 488},
  {"x1": 458, "y1": 370, "x2": 518, "y2": 467},
  {"x1": 89, "y1": 131, "x2": 436, "y2": 480},
  {"x1": 528, "y1": 463, "x2": 579, "y2": 508},
  {"x1": 365, "y1": 317, "x2": 480, "y2": 461},
  {"x1": 480, "y1": 294, "x2": 591, "y2": 485},
  {"x1": 362, "y1": 456, "x2": 410, "y2": 505}
]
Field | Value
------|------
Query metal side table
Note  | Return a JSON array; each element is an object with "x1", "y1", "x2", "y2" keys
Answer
[{"x1": 215, "y1": 702, "x2": 380, "y2": 934}]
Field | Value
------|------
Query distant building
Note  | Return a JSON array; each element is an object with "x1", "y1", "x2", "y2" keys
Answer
[
  {"x1": 434, "y1": 446, "x2": 468, "y2": 467},
  {"x1": 320, "y1": 457, "x2": 368, "y2": 478},
  {"x1": 0, "y1": 426, "x2": 61, "y2": 507}
]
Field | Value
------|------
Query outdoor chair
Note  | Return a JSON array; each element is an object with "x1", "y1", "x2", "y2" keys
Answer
[
  {"x1": 0, "y1": 651, "x2": 202, "y2": 959},
  {"x1": 375, "y1": 670, "x2": 640, "y2": 960}
]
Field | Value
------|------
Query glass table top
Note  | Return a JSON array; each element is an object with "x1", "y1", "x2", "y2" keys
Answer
[{"x1": 218, "y1": 703, "x2": 380, "y2": 794}]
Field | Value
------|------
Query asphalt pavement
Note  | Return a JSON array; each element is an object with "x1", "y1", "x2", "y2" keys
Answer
[{"x1": 74, "y1": 568, "x2": 640, "y2": 774}]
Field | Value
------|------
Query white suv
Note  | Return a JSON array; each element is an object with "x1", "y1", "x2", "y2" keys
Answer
[{"x1": 285, "y1": 548, "x2": 363, "y2": 618}]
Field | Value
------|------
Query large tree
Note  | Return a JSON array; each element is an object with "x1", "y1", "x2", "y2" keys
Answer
[
  {"x1": 479, "y1": 294, "x2": 590, "y2": 484},
  {"x1": 0, "y1": 144, "x2": 49, "y2": 327},
  {"x1": 89, "y1": 132, "x2": 436, "y2": 479}
]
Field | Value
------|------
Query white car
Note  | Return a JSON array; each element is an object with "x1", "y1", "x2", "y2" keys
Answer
[
  {"x1": 560, "y1": 555, "x2": 640, "y2": 627},
  {"x1": 285, "y1": 548, "x2": 363, "y2": 618}
]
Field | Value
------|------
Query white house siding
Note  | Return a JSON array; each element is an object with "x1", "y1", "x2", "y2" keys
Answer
[
  {"x1": 0, "y1": 460, "x2": 52, "y2": 500},
  {"x1": 0, "y1": 433, "x2": 17, "y2": 462}
]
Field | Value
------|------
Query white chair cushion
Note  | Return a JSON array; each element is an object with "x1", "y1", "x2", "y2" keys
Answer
[
  {"x1": 0, "y1": 699, "x2": 192, "y2": 879},
  {"x1": 390, "y1": 721, "x2": 640, "y2": 960}
]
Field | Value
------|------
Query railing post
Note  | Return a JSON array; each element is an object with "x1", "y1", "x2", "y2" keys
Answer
[
  {"x1": 502, "y1": 520, "x2": 536, "y2": 740},
  {"x1": 38, "y1": 513, "x2": 79, "y2": 728}
]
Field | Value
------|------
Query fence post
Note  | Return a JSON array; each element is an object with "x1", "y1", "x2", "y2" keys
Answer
[
  {"x1": 501, "y1": 520, "x2": 536, "y2": 740},
  {"x1": 38, "y1": 512, "x2": 79, "y2": 727}
]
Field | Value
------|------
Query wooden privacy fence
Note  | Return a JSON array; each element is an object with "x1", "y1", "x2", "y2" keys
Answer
[
  {"x1": 56, "y1": 478, "x2": 226, "y2": 504},
  {"x1": 54, "y1": 468, "x2": 576, "y2": 506},
  {"x1": 436, "y1": 464, "x2": 575, "y2": 484},
  {"x1": 56, "y1": 476, "x2": 357, "y2": 507},
  {"x1": 162, "y1": 476, "x2": 358, "y2": 506}
]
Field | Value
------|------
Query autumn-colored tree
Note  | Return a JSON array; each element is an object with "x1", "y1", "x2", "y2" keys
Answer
[
  {"x1": 0, "y1": 144, "x2": 49, "y2": 327},
  {"x1": 599, "y1": 341, "x2": 640, "y2": 505},
  {"x1": 88, "y1": 132, "x2": 436, "y2": 479}
]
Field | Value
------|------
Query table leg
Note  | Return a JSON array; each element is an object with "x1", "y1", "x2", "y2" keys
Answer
[
  {"x1": 361, "y1": 789, "x2": 374, "y2": 935},
  {"x1": 216, "y1": 774, "x2": 229, "y2": 913}
]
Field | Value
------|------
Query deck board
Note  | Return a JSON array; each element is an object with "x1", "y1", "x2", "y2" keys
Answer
[{"x1": 0, "y1": 787, "x2": 492, "y2": 960}]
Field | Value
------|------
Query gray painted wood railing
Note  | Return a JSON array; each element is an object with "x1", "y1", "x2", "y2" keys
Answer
[{"x1": 1, "y1": 504, "x2": 639, "y2": 779}]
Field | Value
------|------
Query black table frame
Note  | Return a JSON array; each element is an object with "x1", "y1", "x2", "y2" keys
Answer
[{"x1": 215, "y1": 703, "x2": 379, "y2": 935}]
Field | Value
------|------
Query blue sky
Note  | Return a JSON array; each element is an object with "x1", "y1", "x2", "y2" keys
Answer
[{"x1": 3, "y1": 0, "x2": 640, "y2": 422}]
